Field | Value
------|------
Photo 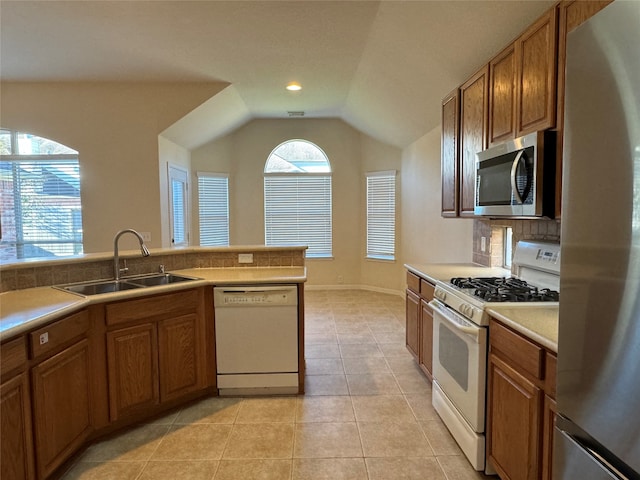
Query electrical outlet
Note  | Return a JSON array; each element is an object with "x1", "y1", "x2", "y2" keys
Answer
[
  {"x1": 238, "y1": 253, "x2": 254, "y2": 264},
  {"x1": 140, "y1": 232, "x2": 152, "y2": 242},
  {"x1": 39, "y1": 332, "x2": 49, "y2": 345},
  {"x1": 481, "y1": 237, "x2": 487, "y2": 253}
]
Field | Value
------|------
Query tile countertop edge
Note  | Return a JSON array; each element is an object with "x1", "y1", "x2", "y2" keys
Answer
[
  {"x1": 487, "y1": 306, "x2": 559, "y2": 353},
  {"x1": 0, "y1": 267, "x2": 307, "y2": 340}
]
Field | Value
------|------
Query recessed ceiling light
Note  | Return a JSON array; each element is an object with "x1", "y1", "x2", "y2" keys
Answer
[{"x1": 286, "y1": 82, "x2": 302, "y2": 91}]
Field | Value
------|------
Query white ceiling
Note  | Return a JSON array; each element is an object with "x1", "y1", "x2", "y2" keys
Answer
[{"x1": 0, "y1": 0, "x2": 556, "y2": 149}]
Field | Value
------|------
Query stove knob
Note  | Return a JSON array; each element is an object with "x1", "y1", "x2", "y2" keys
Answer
[{"x1": 435, "y1": 290, "x2": 446, "y2": 301}]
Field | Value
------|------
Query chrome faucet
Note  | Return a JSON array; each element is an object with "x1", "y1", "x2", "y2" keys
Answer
[{"x1": 113, "y1": 229, "x2": 151, "y2": 281}]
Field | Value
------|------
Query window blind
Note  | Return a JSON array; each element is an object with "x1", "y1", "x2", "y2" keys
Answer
[
  {"x1": 366, "y1": 171, "x2": 396, "y2": 260},
  {"x1": 264, "y1": 175, "x2": 332, "y2": 257},
  {"x1": 0, "y1": 158, "x2": 83, "y2": 260},
  {"x1": 197, "y1": 173, "x2": 229, "y2": 246}
]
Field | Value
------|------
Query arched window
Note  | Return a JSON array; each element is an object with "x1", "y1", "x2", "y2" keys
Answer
[
  {"x1": 0, "y1": 129, "x2": 83, "y2": 262},
  {"x1": 264, "y1": 139, "x2": 332, "y2": 258}
]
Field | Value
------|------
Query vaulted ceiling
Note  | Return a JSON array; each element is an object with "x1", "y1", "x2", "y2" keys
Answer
[{"x1": 0, "y1": 0, "x2": 556, "y2": 149}]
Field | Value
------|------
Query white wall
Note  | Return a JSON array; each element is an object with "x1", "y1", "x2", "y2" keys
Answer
[
  {"x1": 400, "y1": 125, "x2": 474, "y2": 282},
  {"x1": 192, "y1": 118, "x2": 407, "y2": 290},
  {"x1": 0, "y1": 81, "x2": 225, "y2": 252}
]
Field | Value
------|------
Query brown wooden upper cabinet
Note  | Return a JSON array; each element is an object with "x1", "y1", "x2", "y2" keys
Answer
[
  {"x1": 488, "y1": 43, "x2": 517, "y2": 145},
  {"x1": 515, "y1": 8, "x2": 559, "y2": 137},
  {"x1": 459, "y1": 66, "x2": 489, "y2": 217},
  {"x1": 441, "y1": 88, "x2": 460, "y2": 217},
  {"x1": 489, "y1": 7, "x2": 558, "y2": 146}
]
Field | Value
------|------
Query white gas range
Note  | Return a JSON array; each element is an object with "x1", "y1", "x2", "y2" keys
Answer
[{"x1": 429, "y1": 241, "x2": 560, "y2": 473}]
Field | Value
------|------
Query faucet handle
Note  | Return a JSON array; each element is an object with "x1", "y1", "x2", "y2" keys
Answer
[
  {"x1": 119, "y1": 259, "x2": 129, "y2": 277},
  {"x1": 159, "y1": 264, "x2": 165, "y2": 274}
]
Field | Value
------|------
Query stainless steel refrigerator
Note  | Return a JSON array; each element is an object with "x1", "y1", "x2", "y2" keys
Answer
[{"x1": 555, "y1": 1, "x2": 640, "y2": 479}]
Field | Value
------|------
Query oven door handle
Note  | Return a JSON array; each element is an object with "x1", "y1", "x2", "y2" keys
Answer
[{"x1": 428, "y1": 299, "x2": 481, "y2": 338}]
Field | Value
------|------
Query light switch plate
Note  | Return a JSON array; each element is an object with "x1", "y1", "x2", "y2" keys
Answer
[{"x1": 238, "y1": 253, "x2": 253, "y2": 264}]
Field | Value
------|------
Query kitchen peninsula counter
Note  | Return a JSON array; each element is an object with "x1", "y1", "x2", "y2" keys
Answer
[{"x1": 0, "y1": 266, "x2": 306, "y2": 339}]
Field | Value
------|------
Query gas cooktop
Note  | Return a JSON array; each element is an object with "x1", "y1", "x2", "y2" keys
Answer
[{"x1": 450, "y1": 276, "x2": 559, "y2": 303}]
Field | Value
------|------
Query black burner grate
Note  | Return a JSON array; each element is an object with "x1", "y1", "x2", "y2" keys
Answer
[{"x1": 450, "y1": 277, "x2": 559, "y2": 302}]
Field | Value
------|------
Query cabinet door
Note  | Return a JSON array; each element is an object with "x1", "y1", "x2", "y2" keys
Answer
[
  {"x1": 158, "y1": 313, "x2": 205, "y2": 403},
  {"x1": 441, "y1": 88, "x2": 460, "y2": 217},
  {"x1": 489, "y1": 44, "x2": 516, "y2": 145},
  {"x1": 419, "y1": 299, "x2": 433, "y2": 380},
  {"x1": 460, "y1": 66, "x2": 489, "y2": 216},
  {"x1": 107, "y1": 323, "x2": 159, "y2": 421},
  {"x1": 1, "y1": 372, "x2": 35, "y2": 480},
  {"x1": 405, "y1": 290, "x2": 420, "y2": 360},
  {"x1": 488, "y1": 353, "x2": 542, "y2": 480},
  {"x1": 32, "y1": 340, "x2": 92, "y2": 479},
  {"x1": 515, "y1": 8, "x2": 558, "y2": 136},
  {"x1": 542, "y1": 394, "x2": 558, "y2": 480}
]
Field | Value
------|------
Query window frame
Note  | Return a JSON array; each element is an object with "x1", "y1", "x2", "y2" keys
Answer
[
  {"x1": 197, "y1": 172, "x2": 229, "y2": 247},
  {"x1": 263, "y1": 140, "x2": 333, "y2": 258},
  {"x1": 0, "y1": 129, "x2": 83, "y2": 262},
  {"x1": 168, "y1": 164, "x2": 189, "y2": 248},
  {"x1": 366, "y1": 170, "x2": 397, "y2": 261}
]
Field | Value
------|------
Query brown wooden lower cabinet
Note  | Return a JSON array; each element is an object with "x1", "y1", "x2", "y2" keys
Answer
[
  {"x1": 542, "y1": 394, "x2": 558, "y2": 480},
  {"x1": 405, "y1": 289, "x2": 420, "y2": 359},
  {"x1": 487, "y1": 317, "x2": 557, "y2": 480},
  {"x1": 419, "y1": 299, "x2": 433, "y2": 380},
  {"x1": 31, "y1": 339, "x2": 93, "y2": 480},
  {"x1": 158, "y1": 313, "x2": 206, "y2": 403},
  {"x1": 1, "y1": 372, "x2": 35, "y2": 480},
  {"x1": 487, "y1": 353, "x2": 542, "y2": 480},
  {"x1": 405, "y1": 271, "x2": 435, "y2": 380},
  {"x1": 107, "y1": 323, "x2": 160, "y2": 421}
]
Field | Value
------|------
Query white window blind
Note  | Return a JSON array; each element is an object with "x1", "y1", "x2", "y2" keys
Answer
[
  {"x1": 366, "y1": 171, "x2": 396, "y2": 260},
  {"x1": 264, "y1": 175, "x2": 332, "y2": 257},
  {"x1": 197, "y1": 173, "x2": 229, "y2": 246},
  {"x1": 1, "y1": 129, "x2": 83, "y2": 261}
]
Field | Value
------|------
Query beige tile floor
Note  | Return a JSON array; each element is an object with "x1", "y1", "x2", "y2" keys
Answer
[{"x1": 61, "y1": 289, "x2": 492, "y2": 480}]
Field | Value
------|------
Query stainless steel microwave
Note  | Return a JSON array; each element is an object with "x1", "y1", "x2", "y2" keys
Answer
[{"x1": 474, "y1": 131, "x2": 556, "y2": 218}]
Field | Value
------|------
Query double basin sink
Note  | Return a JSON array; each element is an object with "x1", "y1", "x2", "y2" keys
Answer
[{"x1": 57, "y1": 273, "x2": 198, "y2": 296}]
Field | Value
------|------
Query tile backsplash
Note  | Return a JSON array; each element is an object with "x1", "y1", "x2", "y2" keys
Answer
[
  {"x1": 0, "y1": 248, "x2": 306, "y2": 292},
  {"x1": 473, "y1": 218, "x2": 561, "y2": 268}
]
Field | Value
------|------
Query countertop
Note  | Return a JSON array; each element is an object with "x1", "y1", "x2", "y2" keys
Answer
[
  {"x1": 0, "y1": 266, "x2": 306, "y2": 339},
  {"x1": 487, "y1": 306, "x2": 559, "y2": 352},
  {"x1": 405, "y1": 262, "x2": 512, "y2": 285},
  {"x1": 404, "y1": 262, "x2": 558, "y2": 352}
]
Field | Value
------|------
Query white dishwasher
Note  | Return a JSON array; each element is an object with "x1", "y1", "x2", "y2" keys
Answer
[{"x1": 213, "y1": 285, "x2": 299, "y2": 395}]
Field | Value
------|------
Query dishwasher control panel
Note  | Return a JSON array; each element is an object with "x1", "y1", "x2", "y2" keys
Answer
[{"x1": 214, "y1": 285, "x2": 298, "y2": 307}]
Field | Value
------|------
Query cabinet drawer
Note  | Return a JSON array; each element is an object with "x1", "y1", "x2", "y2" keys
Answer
[
  {"x1": 106, "y1": 289, "x2": 199, "y2": 326},
  {"x1": 420, "y1": 279, "x2": 435, "y2": 301},
  {"x1": 407, "y1": 272, "x2": 420, "y2": 294},
  {"x1": 1, "y1": 336, "x2": 28, "y2": 376},
  {"x1": 490, "y1": 319, "x2": 544, "y2": 379},
  {"x1": 30, "y1": 310, "x2": 90, "y2": 359}
]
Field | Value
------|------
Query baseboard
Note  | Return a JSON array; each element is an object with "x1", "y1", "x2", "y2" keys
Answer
[{"x1": 305, "y1": 284, "x2": 403, "y2": 298}]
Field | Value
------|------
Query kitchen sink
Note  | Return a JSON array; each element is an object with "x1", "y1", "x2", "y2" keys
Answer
[
  {"x1": 60, "y1": 280, "x2": 144, "y2": 295},
  {"x1": 57, "y1": 273, "x2": 198, "y2": 296},
  {"x1": 126, "y1": 273, "x2": 197, "y2": 287}
]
